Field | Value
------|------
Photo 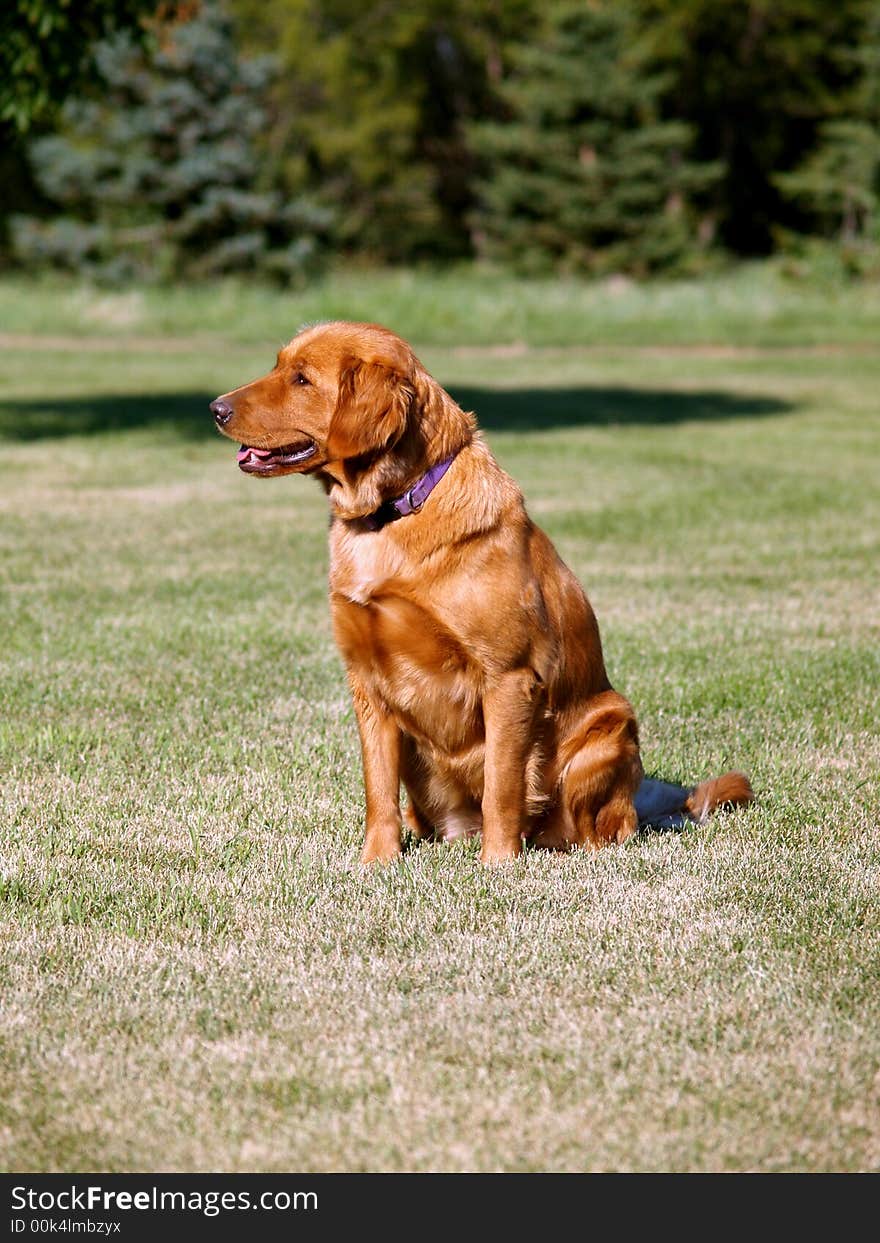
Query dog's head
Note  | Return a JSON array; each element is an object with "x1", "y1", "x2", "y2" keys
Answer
[{"x1": 210, "y1": 321, "x2": 416, "y2": 480}]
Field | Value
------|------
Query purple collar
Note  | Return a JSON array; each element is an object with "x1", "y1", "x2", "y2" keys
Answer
[{"x1": 362, "y1": 453, "x2": 459, "y2": 531}]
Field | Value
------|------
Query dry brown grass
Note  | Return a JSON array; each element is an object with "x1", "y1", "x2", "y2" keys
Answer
[{"x1": 1, "y1": 327, "x2": 878, "y2": 1171}]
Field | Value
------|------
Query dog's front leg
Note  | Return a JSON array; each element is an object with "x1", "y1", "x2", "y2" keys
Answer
[
  {"x1": 480, "y1": 668, "x2": 541, "y2": 864},
  {"x1": 349, "y1": 677, "x2": 402, "y2": 865}
]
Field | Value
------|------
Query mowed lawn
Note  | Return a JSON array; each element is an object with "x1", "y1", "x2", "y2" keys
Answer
[{"x1": 0, "y1": 279, "x2": 878, "y2": 1171}]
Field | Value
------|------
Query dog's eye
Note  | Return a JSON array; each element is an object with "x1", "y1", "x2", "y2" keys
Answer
[{"x1": 292, "y1": 371, "x2": 310, "y2": 386}]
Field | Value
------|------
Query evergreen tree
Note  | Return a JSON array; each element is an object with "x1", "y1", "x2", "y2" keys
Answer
[
  {"x1": 12, "y1": 3, "x2": 329, "y2": 282},
  {"x1": 777, "y1": 121, "x2": 880, "y2": 242},
  {"x1": 634, "y1": 0, "x2": 869, "y2": 255},
  {"x1": 230, "y1": 0, "x2": 538, "y2": 262},
  {"x1": 776, "y1": 2, "x2": 880, "y2": 246},
  {"x1": 468, "y1": 1, "x2": 720, "y2": 275}
]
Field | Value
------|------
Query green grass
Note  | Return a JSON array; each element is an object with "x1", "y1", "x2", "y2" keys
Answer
[
  {"x1": 0, "y1": 276, "x2": 878, "y2": 1171},
  {"x1": 3, "y1": 261, "x2": 880, "y2": 346}
]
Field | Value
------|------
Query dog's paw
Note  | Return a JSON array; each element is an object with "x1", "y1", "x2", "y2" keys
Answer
[
  {"x1": 479, "y1": 843, "x2": 522, "y2": 865},
  {"x1": 360, "y1": 839, "x2": 403, "y2": 866}
]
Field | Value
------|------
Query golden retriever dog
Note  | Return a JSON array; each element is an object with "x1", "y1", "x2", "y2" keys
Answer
[{"x1": 211, "y1": 321, "x2": 752, "y2": 864}]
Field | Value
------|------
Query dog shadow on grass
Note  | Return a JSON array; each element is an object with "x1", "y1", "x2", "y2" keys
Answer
[{"x1": 0, "y1": 385, "x2": 791, "y2": 442}]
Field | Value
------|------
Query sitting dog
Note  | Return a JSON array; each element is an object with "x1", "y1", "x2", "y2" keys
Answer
[{"x1": 211, "y1": 321, "x2": 752, "y2": 863}]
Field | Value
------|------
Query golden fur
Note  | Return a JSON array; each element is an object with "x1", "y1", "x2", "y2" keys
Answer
[{"x1": 213, "y1": 321, "x2": 752, "y2": 864}]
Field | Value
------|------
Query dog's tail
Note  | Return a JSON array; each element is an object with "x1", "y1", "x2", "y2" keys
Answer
[
  {"x1": 634, "y1": 771, "x2": 754, "y2": 829},
  {"x1": 684, "y1": 771, "x2": 754, "y2": 824}
]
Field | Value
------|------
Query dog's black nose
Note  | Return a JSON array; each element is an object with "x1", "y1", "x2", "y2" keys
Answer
[{"x1": 211, "y1": 399, "x2": 233, "y2": 427}]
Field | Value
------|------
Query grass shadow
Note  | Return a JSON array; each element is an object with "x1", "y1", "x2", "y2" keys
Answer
[
  {"x1": 0, "y1": 392, "x2": 214, "y2": 442},
  {"x1": 0, "y1": 384, "x2": 791, "y2": 442},
  {"x1": 448, "y1": 385, "x2": 791, "y2": 432}
]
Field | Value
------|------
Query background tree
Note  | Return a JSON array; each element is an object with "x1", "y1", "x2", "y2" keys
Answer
[
  {"x1": 0, "y1": 1, "x2": 163, "y2": 261},
  {"x1": 0, "y1": 0, "x2": 160, "y2": 134},
  {"x1": 12, "y1": 2, "x2": 329, "y2": 282},
  {"x1": 230, "y1": 0, "x2": 538, "y2": 262},
  {"x1": 777, "y1": 121, "x2": 880, "y2": 243},
  {"x1": 776, "y1": 1, "x2": 880, "y2": 249},
  {"x1": 468, "y1": 2, "x2": 720, "y2": 275},
  {"x1": 634, "y1": 0, "x2": 869, "y2": 255},
  {"x1": 6, "y1": 0, "x2": 880, "y2": 275}
]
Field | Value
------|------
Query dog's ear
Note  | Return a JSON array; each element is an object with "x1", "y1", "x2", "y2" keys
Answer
[{"x1": 327, "y1": 352, "x2": 413, "y2": 461}]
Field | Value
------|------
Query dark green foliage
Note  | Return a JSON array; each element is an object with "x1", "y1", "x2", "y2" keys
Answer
[
  {"x1": 776, "y1": 2, "x2": 880, "y2": 254},
  {"x1": 777, "y1": 121, "x2": 880, "y2": 241},
  {"x1": 0, "y1": 0, "x2": 157, "y2": 133},
  {"x1": 635, "y1": 0, "x2": 870, "y2": 256},
  {"x1": 231, "y1": 0, "x2": 538, "y2": 262},
  {"x1": 12, "y1": 4, "x2": 329, "y2": 282},
  {"x1": 5, "y1": 0, "x2": 880, "y2": 274},
  {"x1": 469, "y1": 3, "x2": 720, "y2": 275}
]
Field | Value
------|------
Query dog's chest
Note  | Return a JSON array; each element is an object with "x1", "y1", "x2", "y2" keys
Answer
[
  {"x1": 330, "y1": 532, "x2": 408, "y2": 606},
  {"x1": 334, "y1": 586, "x2": 482, "y2": 754},
  {"x1": 331, "y1": 537, "x2": 483, "y2": 745}
]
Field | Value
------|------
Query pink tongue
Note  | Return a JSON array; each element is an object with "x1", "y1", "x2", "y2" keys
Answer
[{"x1": 237, "y1": 446, "x2": 275, "y2": 462}]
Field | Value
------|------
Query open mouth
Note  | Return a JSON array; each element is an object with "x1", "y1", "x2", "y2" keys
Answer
[{"x1": 236, "y1": 439, "x2": 317, "y2": 474}]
